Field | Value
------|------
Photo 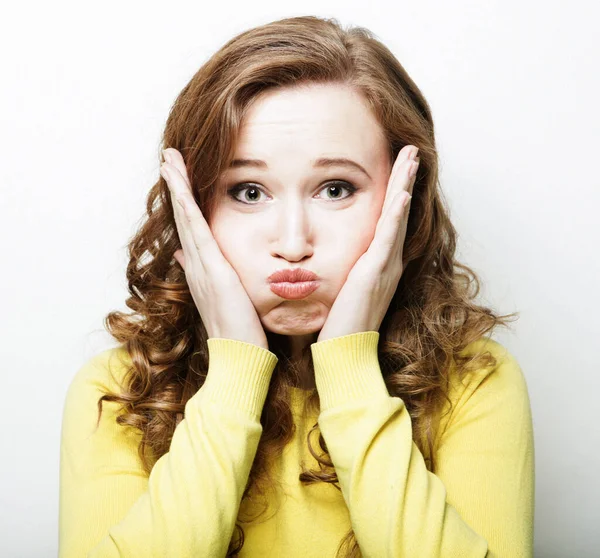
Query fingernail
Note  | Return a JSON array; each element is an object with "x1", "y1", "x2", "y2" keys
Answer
[
  {"x1": 403, "y1": 194, "x2": 412, "y2": 208},
  {"x1": 162, "y1": 149, "x2": 172, "y2": 164}
]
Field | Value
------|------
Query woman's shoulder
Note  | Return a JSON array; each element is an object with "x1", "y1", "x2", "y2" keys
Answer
[
  {"x1": 76, "y1": 345, "x2": 131, "y2": 382},
  {"x1": 61, "y1": 345, "x2": 143, "y2": 475},
  {"x1": 69, "y1": 345, "x2": 133, "y2": 394},
  {"x1": 451, "y1": 337, "x2": 527, "y2": 393},
  {"x1": 438, "y1": 337, "x2": 531, "y2": 433}
]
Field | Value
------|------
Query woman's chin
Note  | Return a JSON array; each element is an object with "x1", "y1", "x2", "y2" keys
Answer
[
  {"x1": 261, "y1": 303, "x2": 326, "y2": 335},
  {"x1": 263, "y1": 318, "x2": 325, "y2": 337},
  {"x1": 264, "y1": 323, "x2": 322, "y2": 336}
]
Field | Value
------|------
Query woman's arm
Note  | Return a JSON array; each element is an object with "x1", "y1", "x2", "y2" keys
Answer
[
  {"x1": 59, "y1": 340, "x2": 278, "y2": 558},
  {"x1": 311, "y1": 332, "x2": 535, "y2": 558}
]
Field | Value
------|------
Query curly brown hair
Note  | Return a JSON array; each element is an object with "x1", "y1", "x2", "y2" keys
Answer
[{"x1": 94, "y1": 15, "x2": 518, "y2": 557}]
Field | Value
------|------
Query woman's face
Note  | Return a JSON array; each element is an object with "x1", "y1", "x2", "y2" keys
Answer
[{"x1": 209, "y1": 83, "x2": 392, "y2": 344}]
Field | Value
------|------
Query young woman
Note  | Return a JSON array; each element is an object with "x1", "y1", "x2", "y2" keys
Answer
[{"x1": 59, "y1": 15, "x2": 534, "y2": 558}]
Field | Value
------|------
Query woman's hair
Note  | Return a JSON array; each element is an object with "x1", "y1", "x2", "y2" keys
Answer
[{"x1": 95, "y1": 15, "x2": 517, "y2": 557}]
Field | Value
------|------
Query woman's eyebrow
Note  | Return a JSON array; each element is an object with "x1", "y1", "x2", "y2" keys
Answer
[{"x1": 228, "y1": 157, "x2": 372, "y2": 180}]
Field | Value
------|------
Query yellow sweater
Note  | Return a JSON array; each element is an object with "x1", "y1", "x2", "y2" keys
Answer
[{"x1": 59, "y1": 331, "x2": 535, "y2": 557}]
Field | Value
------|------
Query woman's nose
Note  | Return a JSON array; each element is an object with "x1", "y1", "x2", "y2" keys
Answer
[{"x1": 272, "y1": 203, "x2": 314, "y2": 261}]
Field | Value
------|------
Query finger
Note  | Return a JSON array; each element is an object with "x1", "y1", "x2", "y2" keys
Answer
[
  {"x1": 162, "y1": 149, "x2": 198, "y2": 253},
  {"x1": 389, "y1": 145, "x2": 414, "y2": 186},
  {"x1": 375, "y1": 157, "x2": 419, "y2": 247},
  {"x1": 381, "y1": 146, "x2": 417, "y2": 221},
  {"x1": 161, "y1": 150, "x2": 213, "y2": 241},
  {"x1": 160, "y1": 162, "x2": 222, "y2": 268},
  {"x1": 378, "y1": 190, "x2": 411, "y2": 252},
  {"x1": 163, "y1": 148, "x2": 193, "y2": 190},
  {"x1": 161, "y1": 147, "x2": 194, "y2": 218},
  {"x1": 399, "y1": 160, "x2": 418, "y2": 219},
  {"x1": 160, "y1": 163, "x2": 199, "y2": 265},
  {"x1": 404, "y1": 157, "x2": 419, "y2": 202},
  {"x1": 378, "y1": 157, "x2": 416, "y2": 233},
  {"x1": 395, "y1": 168, "x2": 418, "y2": 231}
]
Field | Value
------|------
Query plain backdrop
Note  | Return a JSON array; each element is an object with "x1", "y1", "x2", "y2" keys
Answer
[{"x1": 1, "y1": 1, "x2": 598, "y2": 556}]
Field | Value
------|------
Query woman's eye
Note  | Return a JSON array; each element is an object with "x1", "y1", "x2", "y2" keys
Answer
[
  {"x1": 227, "y1": 184, "x2": 266, "y2": 204},
  {"x1": 227, "y1": 181, "x2": 357, "y2": 205},
  {"x1": 316, "y1": 182, "x2": 357, "y2": 201}
]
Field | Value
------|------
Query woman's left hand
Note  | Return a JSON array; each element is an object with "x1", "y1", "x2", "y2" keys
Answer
[{"x1": 316, "y1": 145, "x2": 420, "y2": 343}]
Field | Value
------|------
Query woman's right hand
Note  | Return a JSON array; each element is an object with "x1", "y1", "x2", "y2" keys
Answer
[{"x1": 160, "y1": 148, "x2": 269, "y2": 351}]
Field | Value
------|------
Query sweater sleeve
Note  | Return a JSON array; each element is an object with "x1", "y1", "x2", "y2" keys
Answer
[
  {"x1": 59, "y1": 339, "x2": 278, "y2": 558},
  {"x1": 310, "y1": 331, "x2": 535, "y2": 558}
]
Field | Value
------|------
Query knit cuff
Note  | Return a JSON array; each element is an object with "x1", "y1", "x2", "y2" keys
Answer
[
  {"x1": 310, "y1": 331, "x2": 389, "y2": 412},
  {"x1": 198, "y1": 338, "x2": 279, "y2": 420}
]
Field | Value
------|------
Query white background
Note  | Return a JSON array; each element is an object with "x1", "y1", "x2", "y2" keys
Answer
[{"x1": 1, "y1": 1, "x2": 598, "y2": 556}]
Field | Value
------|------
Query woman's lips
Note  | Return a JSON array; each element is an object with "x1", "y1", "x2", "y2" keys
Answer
[{"x1": 269, "y1": 281, "x2": 319, "y2": 300}]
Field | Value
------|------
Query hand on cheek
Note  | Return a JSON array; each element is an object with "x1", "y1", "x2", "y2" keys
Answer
[{"x1": 317, "y1": 145, "x2": 419, "y2": 343}]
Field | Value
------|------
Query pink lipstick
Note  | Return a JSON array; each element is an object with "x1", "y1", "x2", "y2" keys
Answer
[{"x1": 268, "y1": 268, "x2": 320, "y2": 300}]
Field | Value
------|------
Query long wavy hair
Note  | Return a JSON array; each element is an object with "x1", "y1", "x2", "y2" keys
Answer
[{"x1": 95, "y1": 15, "x2": 518, "y2": 557}]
